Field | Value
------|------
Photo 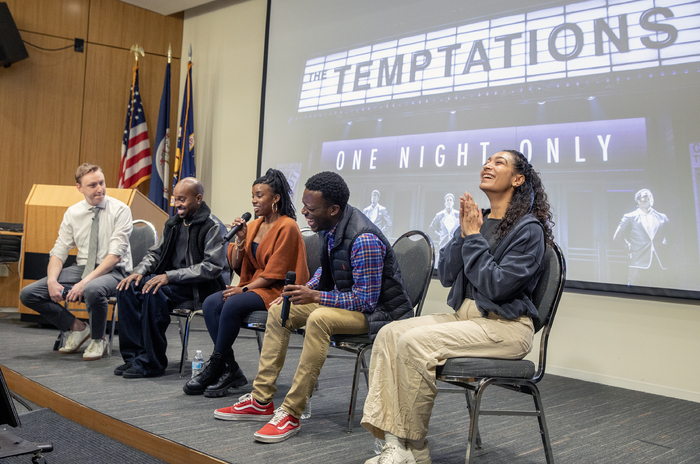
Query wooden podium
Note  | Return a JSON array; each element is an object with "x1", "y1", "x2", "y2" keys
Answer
[{"x1": 18, "y1": 185, "x2": 169, "y2": 321}]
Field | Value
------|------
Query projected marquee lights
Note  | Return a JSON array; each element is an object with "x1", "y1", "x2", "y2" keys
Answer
[{"x1": 298, "y1": 0, "x2": 700, "y2": 112}]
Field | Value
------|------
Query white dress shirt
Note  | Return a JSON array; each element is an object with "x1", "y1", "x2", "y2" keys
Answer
[{"x1": 49, "y1": 195, "x2": 133, "y2": 272}]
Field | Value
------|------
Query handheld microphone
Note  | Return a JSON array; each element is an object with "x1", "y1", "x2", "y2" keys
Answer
[
  {"x1": 280, "y1": 271, "x2": 296, "y2": 329},
  {"x1": 224, "y1": 212, "x2": 252, "y2": 242}
]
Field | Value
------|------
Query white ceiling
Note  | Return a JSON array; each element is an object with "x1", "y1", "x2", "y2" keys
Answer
[{"x1": 118, "y1": 0, "x2": 219, "y2": 16}]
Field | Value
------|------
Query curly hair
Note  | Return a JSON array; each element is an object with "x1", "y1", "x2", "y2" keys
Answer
[
  {"x1": 493, "y1": 150, "x2": 555, "y2": 247},
  {"x1": 305, "y1": 171, "x2": 350, "y2": 210},
  {"x1": 254, "y1": 168, "x2": 296, "y2": 220}
]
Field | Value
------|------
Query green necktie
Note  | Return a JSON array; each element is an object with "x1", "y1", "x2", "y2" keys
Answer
[{"x1": 82, "y1": 206, "x2": 100, "y2": 279}]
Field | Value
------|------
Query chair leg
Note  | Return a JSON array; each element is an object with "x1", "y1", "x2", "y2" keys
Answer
[
  {"x1": 527, "y1": 383, "x2": 554, "y2": 464},
  {"x1": 108, "y1": 304, "x2": 117, "y2": 358},
  {"x1": 255, "y1": 331, "x2": 264, "y2": 353},
  {"x1": 346, "y1": 345, "x2": 371, "y2": 433},
  {"x1": 360, "y1": 347, "x2": 371, "y2": 389},
  {"x1": 179, "y1": 314, "x2": 194, "y2": 377},
  {"x1": 465, "y1": 380, "x2": 490, "y2": 464},
  {"x1": 53, "y1": 331, "x2": 64, "y2": 351},
  {"x1": 464, "y1": 389, "x2": 482, "y2": 449},
  {"x1": 177, "y1": 317, "x2": 186, "y2": 346}
]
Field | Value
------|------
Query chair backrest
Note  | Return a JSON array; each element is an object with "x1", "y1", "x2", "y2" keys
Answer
[
  {"x1": 0, "y1": 235, "x2": 21, "y2": 263},
  {"x1": 130, "y1": 219, "x2": 159, "y2": 266},
  {"x1": 531, "y1": 242, "x2": 566, "y2": 380},
  {"x1": 392, "y1": 230, "x2": 435, "y2": 317},
  {"x1": 301, "y1": 227, "x2": 322, "y2": 277}
]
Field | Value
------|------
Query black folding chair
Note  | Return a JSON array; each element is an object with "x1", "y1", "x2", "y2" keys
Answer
[
  {"x1": 330, "y1": 230, "x2": 435, "y2": 432},
  {"x1": 436, "y1": 243, "x2": 566, "y2": 464}
]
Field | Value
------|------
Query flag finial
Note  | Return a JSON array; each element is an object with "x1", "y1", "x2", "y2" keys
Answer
[
  {"x1": 188, "y1": 44, "x2": 192, "y2": 63},
  {"x1": 130, "y1": 44, "x2": 145, "y2": 62},
  {"x1": 168, "y1": 44, "x2": 171, "y2": 64}
]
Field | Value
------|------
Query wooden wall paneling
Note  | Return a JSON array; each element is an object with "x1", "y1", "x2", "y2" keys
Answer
[
  {"x1": 0, "y1": 263, "x2": 20, "y2": 307},
  {"x1": 87, "y1": 0, "x2": 183, "y2": 58},
  {"x1": 80, "y1": 45, "x2": 181, "y2": 194},
  {"x1": 3, "y1": 0, "x2": 89, "y2": 39},
  {"x1": 0, "y1": 31, "x2": 86, "y2": 224}
]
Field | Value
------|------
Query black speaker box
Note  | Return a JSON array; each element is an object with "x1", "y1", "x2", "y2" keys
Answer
[{"x1": 0, "y1": 2, "x2": 29, "y2": 68}]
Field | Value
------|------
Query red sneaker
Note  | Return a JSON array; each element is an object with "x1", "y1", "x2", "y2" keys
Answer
[
  {"x1": 253, "y1": 408, "x2": 301, "y2": 443},
  {"x1": 214, "y1": 393, "x2": 274, "y2": 421}
]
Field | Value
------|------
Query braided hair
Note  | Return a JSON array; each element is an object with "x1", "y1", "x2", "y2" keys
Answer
[
  {"x1": 493, "y1": 150, "x2": 555, "y2": 247},
  {"x1": 253, "y1": 168, "x2": 296, "y2": 220}
]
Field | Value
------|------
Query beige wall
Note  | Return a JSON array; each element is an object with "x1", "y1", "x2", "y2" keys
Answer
[
  {"x1": 181, "y1": 0, "x2": 267, "y2": 226},
  {"x1": 181, "y1": 0, "x2": 700, "y2": 403}
]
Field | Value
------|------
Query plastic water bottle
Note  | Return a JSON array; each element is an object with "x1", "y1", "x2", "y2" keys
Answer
[
  {"x1": 191, "y1": 350, "x2": 204, "y2": 378},
  {"x1": 301, "y1": 399, "x2": 311, "y2": 420}
]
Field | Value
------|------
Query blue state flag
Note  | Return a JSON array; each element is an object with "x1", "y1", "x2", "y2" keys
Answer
[
  {"x1": 148, "y1": 62, "x2": 171, "y2": 212},
  {"x1": 172, "y1": 61, "x2": 195, "y2": 214}
]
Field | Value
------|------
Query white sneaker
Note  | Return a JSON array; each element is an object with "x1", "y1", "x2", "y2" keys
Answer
[
  {"x1": 408, "y1": 440, "x2": 431, "y2": 464},
  {"x1": 83, "y1": 339, "x2": 107, "y2": 361},
  {"x1": 58, "y1": 324, "x2": 91, "y2": 354},
  {"x1": 365, "y1": 443, "x2": 417, "y2": 464}
]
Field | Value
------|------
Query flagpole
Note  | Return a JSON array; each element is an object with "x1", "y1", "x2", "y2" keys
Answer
[
  {"x1": 119, "y1": 43, "x2": 151, "y2": 189},
  {"x1": 126, "y1": 44, "x2": 143, "y2": 174}
]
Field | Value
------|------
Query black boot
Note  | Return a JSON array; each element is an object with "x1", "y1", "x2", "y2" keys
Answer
[
  {"x1": 183, "y1": 351, "x2": 225, "y2": 395},
  {"x1": 204, "y1": 351, "x2": 247, "y2": 397}
]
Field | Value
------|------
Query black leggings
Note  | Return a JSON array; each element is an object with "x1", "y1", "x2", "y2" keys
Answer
[{"x1": 201, "y1": 290, "x2": 266, "y2": 357}]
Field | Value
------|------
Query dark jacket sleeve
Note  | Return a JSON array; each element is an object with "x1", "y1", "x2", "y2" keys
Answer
[{"x1": 133, "y1": 236, "x2": 165, "y2": 276}]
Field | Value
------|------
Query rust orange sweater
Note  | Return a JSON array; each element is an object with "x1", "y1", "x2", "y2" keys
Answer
[{"x1": 228, "y1": 215, "x2": 310, "y2": 308}]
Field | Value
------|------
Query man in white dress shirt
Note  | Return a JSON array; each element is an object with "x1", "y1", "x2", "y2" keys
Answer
[{"x1": 20, "y1": 164, "x2": 133, "y2": 360}]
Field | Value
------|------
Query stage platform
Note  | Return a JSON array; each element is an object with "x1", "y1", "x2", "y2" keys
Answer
[{"x1": 1, "y1": 310, "x2": 699, "y2": 464}]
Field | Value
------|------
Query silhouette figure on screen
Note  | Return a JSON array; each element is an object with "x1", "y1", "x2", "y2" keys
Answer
[
  {"x1": 613, "y1": 188, "x2": 670, "y2": 286},
  {"x1": 429, "y1": 193, "x2": 460, "y2": 268},
  {"x1": 362, "y1": 190, "x2": 392, "y2": 235}
]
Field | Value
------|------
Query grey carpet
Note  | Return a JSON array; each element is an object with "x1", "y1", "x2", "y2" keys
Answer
[
  {"x1": 0, "y1": 408, "x2": 167, "y2": 464},
  {"x1": 1, "y1": 311, "x2": 699, "y2": 464}
]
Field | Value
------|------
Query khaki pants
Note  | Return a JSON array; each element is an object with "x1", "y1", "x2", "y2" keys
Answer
[
  {"x1": 361, "y1": 299, "x2": 534, "y2": 441},
  {"x1": 252, "y1": 302, "x2": 368, "y2": 418}
]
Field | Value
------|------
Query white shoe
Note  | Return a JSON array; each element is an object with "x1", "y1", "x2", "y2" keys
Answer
[
  {"x1": 58, "y1": 324, "x2": 91, "y2": 354},
  {"x1": 408, "y1": 440, "x2": 431, "y2": 464},
  {"x1": 83, "y1": 339, "x2": 106, "y2": 361},
  {"x1": 365, "y1": 443, "x2": 417, "y2": 464}
]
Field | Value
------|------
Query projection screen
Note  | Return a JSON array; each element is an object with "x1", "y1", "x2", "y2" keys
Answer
[{"x1": 259, "y1": 0, "x2": 700, "y2": 299}]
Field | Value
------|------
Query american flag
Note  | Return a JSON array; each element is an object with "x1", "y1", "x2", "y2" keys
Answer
[{"x1": 118, "y1": 63, "x2": 152, "y2": 189}]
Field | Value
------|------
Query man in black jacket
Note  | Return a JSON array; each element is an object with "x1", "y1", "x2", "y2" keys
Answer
[
  {"x1": 115, "y1": 178, "x2": 227, "y2": 378},
  {"x1": 214, "y1": 171, "x2": 412, "y2": 444}
]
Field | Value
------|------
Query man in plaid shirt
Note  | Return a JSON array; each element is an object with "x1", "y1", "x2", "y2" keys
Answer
[{"x1": 214, "y1": 171, "x2": 413, "y2": 443}]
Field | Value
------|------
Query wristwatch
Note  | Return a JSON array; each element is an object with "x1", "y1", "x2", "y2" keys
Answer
[{"x1": 242, "y1": 286, "x2": 249, "y2": 292}]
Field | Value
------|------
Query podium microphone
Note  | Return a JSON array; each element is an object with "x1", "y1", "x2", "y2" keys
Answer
[
  {"x1": 280, "y1": 271, "x2": 296, "y2": 329},
  {"x1": 224, "y1": 212, "x2": 252, "y2": 242}
]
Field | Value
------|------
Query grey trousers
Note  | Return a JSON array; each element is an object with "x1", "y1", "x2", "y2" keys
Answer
[{"x1": 20, "y1": 264, "x2": 126, "y2": 340}]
